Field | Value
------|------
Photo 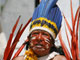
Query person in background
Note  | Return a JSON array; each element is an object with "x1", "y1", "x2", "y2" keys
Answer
[
  {"x1": 0, "y1": 32, "x2": 7, "y2": 60},
  {"x1": 14, "y1": 0, "x2": 67, "y2": 60}
]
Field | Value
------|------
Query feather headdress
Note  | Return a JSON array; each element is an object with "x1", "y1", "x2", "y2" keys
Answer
[{"x1": 30, "y1": 0, "x2": 62, "y2": 39}]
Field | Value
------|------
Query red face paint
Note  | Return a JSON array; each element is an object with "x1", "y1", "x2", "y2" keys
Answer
[{"x1": 29, "y1": 30, "x2": 54, "y2": 57}]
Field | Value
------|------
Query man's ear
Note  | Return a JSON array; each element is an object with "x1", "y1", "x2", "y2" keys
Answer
[
  {"x1": 51, "y1": 38, "x2": 55, "y2": 47},
  {"x1": 51, "y1": 40, "x2": 56, "y2": 48},
  {"x1": 51, "y1": 43, "x2": 54, "y2": 47}
]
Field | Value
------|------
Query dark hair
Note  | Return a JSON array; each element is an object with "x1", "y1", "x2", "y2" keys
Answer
[{"x1": 35, "y1": 0, "x2": 40, "y2": 8}]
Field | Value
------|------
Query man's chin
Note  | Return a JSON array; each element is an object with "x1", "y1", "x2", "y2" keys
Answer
[
  {"x1": 33, "y1": 50, "x2": 49, "y2": 57},
  {"x1": 31, "y1": 47, "x2": 49, "y2": 57}
]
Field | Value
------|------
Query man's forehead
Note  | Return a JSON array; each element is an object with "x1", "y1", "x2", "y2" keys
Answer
[{"x1": 29, "y1": 29, "x2": 54, "y2": 41}]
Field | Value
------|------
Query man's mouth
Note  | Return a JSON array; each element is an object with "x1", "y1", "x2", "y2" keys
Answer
[
  {"x1": 33, "y1": 47, "x2": 45, "y2": 51},
  {"x1": 32, "y1": 44, "x2": 45, "y2": 51},
  {"x1": 36, "y1": 44, "x2": 43, "y2": 46},
  {"x1": 35, "y1": 44, "x2": 43, "y2": 48}
]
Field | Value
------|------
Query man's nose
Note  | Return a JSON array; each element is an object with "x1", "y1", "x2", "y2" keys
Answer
[
  {"x1": 37, "y1": 33, "x2": 44, "y2": 42},
  {"x1": 38, "y1": 33, "x2": 42, "y2": 39}
]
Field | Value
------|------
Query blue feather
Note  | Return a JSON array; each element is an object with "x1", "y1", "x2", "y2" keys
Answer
[
  {"x1": 31, "y1": 0, "x2": 62, "y2": 33},
  {"x1": 38, "y1": 0, "x2": 58, "y2": 17}
]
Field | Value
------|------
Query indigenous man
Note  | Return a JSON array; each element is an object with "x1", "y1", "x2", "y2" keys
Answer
[{"x1": 14, "y1": 0, "x2": 67, "y2": 60}]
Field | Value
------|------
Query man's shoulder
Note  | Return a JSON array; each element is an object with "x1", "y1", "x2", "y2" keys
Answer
[
  {"x1": 13, "y1": 55, "x2": 25, "y2": 60},
  {"x1": 53, "y1": 55, "x2": 67, "y2": 60}
]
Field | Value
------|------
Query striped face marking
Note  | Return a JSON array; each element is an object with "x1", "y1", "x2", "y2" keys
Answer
[{"x1": 29, "y1": 30, "x2": 54, "y2": 56}]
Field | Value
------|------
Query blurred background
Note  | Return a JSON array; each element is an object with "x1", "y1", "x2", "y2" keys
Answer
[{"x1": 0, "y1": 0, "x2": 79, "y2": 59}]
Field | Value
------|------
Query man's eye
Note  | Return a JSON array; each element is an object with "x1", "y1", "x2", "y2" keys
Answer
[
  {"x1": 33, "y1": 33, "x2": 39, "y2": 35},
  {"x1": 43, "y1": 33, "x2": 48, "y2": 36}
]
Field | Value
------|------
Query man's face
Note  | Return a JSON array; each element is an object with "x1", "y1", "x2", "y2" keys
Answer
[{"x1": 29, "y1": 30, "x2": 54, "y2": 57}]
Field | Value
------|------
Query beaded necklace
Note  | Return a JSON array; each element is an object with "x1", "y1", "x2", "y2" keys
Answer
[{"x1": 24, "y1": 49, "x2": 38, "y2": 60}]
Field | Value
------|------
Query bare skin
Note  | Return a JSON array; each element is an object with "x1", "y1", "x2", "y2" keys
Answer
[
  {"x1": 52, "y1": 55, "x2": 67, "y2": 60},
  {"x1": 13, "y1": 55, "x2": 67, "y2": 60},
  {"x1": 13, "y1": 56, "x2": 25, "y2": 60}
]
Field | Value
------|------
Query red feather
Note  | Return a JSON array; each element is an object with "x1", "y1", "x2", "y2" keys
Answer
[
  {"x1": 12, "y1": 39, "x2": 29, "y2": 60},
  {"x1": 3, "y1": 16, "x2": 32, "y2": 60},
  {"x1": 58, "y1": 31, "x2": 71, "y2": 60},
  {"x1": 3, "y1": 16, "x2": 21, "y2": 60}
]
